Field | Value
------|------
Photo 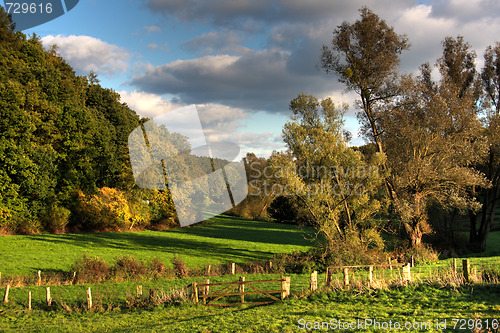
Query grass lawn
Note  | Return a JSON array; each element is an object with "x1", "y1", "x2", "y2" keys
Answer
[{"x1": 0, "y1": 215, "x2": 315, "y2": 277}]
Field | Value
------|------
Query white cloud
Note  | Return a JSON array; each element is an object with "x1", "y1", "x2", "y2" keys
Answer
[
  {"x1": 119, "y1": 90, "x2": 184, "y2": 119},
  {"x1": 119, "y1": 90, "x2": 251, "y2": 146},
  {"x1": 41, "y1": 35, "x2": 130, "y2": 76}
]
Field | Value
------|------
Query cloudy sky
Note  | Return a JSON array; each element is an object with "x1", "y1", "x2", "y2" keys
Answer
[{"x1": 12, "y1": 0, "x2": 500, "y2": 157}]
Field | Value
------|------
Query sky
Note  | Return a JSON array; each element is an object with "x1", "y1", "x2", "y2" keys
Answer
[{"x1": 7, "y1": 0, "x2": 500, "y2": 158}]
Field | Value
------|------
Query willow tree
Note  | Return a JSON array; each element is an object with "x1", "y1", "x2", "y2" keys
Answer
[
  {"x1": 382, "y1": 37, "x2": 488, "y2": 248},
  {"x1": 320, "y1": 7, "x2": 409, "y2": 154},
  {"x1": 272, "y1": 93, "x2": 384, "y2": 254},
  {"x1": 469, "y1": 42, "x2": 500, "y2": 251}
]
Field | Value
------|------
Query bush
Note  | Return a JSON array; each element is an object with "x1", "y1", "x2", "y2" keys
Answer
[
  {"x1": 75, "y1": 187, "x2": 134, "y2": 231},
  {"x1": 114, "y1": 255, "x2": 147, "y2": 279},
  {"x1": 267, "y1": 196, "x2": 298, "y2": 222},
  {"x1": 172, "y1": 255, "x2": 189, "y2": 278},
  {"x1": 72, "y1": 255, "x2": 110, "y2": 283},
  {"x1": 43, "y1": 205, "x2": 71, "y2": 233},
  {"x1": 267, "y1": 195, "x2": 315, "y2": 225}
]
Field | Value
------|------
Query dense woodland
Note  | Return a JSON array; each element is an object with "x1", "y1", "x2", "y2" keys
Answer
[
  {"x1": 0, "y1": 8, "x2": 177, "y2": 234},
  {"x1": 1, "y1": 7, "x2": 499, "y2": 262}
]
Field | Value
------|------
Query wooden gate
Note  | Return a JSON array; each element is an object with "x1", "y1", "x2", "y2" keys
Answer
[{"x1": 191, "y1": 276, "x2": 290, "y2": 307}]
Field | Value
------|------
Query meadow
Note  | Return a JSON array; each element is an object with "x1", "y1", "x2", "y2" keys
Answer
[
  {"x1": 0, "y1": 215, "x2": 315, "y2": 277},
  {"x1": 0, "y1": 215, "x2": 499, "y2": 332}
]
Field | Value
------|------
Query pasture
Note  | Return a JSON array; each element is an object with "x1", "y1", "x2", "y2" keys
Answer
[
  {"x1": 0, "y1": 216, "x2": 315, "y2": 277},
  {"x1": 0, "y1": 215, "x2": 499, "y2": 332}
]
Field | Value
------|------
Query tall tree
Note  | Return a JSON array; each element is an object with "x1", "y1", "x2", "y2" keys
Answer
[
  {"x1": 382, "y1": 37, "x2": 488, "y2": 248},
  {"x1": 320, "y1": 7, "x2": 409, "y2": 201},
  {"x1": 274, "y1": 93, "x2": 384, "y2": 253},
  {"x1": 469, "y1": 42, "x2": 500, "y2": 251}
]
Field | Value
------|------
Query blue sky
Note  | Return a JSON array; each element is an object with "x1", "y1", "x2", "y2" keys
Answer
[{"x1": 6, "y1": 0, "x2": 500, "y2": 157}]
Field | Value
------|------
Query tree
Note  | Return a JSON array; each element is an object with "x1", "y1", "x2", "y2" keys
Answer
[
  {"x1": 469, "y1": 42, "x2": 500, "y2": 251},
  {"x1": 381, "y1": 38, "x2": 488, "y2": 248},
  {"x1": 320, "y1": 7, "x2": 409, "y2": 154},
  {"x1": 274, "y1": 93, "x2": 384, "y2": 254},
  {"x1": 320, "y1": 7, "x2": 409, "y2": 202}
]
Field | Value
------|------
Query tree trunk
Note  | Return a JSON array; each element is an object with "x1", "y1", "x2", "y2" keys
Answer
[
  {"x1": 470, "y1": 185, "x2": 499, "y2": 252},
  {"x1": 362, "y1": 94, "x2": 398, "y2": 203}
]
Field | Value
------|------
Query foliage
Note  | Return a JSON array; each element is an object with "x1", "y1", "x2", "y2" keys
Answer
[
  {"x1": 75, "y1": 187, "x2": 134, "y2": 231},
  {"x1": 382, "y1": 37, "x2": 489, "y2": 248},
  {"x1": 276, "y1": 93, "x2": 385, "y2": 254},
  {"x1": 0, "y1": 7, "x2": 184, "y2": 234},
  {"x1": 468, "y1": 41, "x2": 500, "y2": 251},
  {"x1": 320, "y1": 6, "x2": 409, "y2": 155}
]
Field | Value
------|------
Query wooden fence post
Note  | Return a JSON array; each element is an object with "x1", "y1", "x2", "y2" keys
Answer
[
  {"x1": 239, "y1": 276, "x2": 245, "y2": 304},
  {"x1": 281, "y1": 276, "x2": 290, "y2": 300},
  {"x1": 28, "y1": 291, "x2": 32, "y2": 310},
  {"x1": 192, "y1": 282, "x2": 199, "y2": 303},
  {"x1": 325, "y1": 267, "x2": 332, "y2": 286},
  {"x1": 310, "y1": 271, "x2": 317, "y2": 291},
  {"x1": 205, "y1": 279, "x2": 210, "y2": 296},
  {"x1": 231, "y1": 263, "x2": 236, "y2": 275},
  {"x1": 268, "y1": 261, "x2": 273, "y2": 271},
  {"x1": 463, "y1": 259, "x2": 470, "y2": 282},
  {"x1": 86, "y1": 287, "x2": 92, "y2": 310},
  {"x1": 402, "y1": 263, "x2": 411, "y2": 283},
  {"x1": 411, "y1": 256, "x2": 415, "y2": 267},
  {"x1": 202, "y1": 279, "x2": 210, "y2": 305},
  {"x1": 46, "y1": 287, "x2": 52, "y2": 307},
  {"x1": 206, "y1": 265, "x2": 211, "y2": 276},
  {"x1": 368, "y1": 266, "x2": 374, "y2": 284},
  {"x1": 452, "y1": 258, "x2": 457, "y2": 275},
  {"x1": 3, "y1": 285, "x2": 9, "y2": 303},
  {"x1": 136, "y1": 285, "x2": 143, "y2": 298},
  {"x1": 37, "y1": 270, "x2": 42, "y2": 286},
  {"x1": 343, "y1": 268, "x2": 349, "y2": 286}
]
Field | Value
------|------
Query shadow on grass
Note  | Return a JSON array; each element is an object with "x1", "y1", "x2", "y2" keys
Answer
[{"x1": 24, "y1": 216, "x2": 315, "y2": 266}]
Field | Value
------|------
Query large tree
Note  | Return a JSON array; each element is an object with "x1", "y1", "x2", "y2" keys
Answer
[
  {"x1": 382, "y1": 37, "x2": 488, "y2": 248},
  {"x1": 469, "y1": 42, "x2": 500, "y2": 251},
  {"x1": 273, "y1": 93, "x2": 384, "y2": 254},
  {"x1": 320, "y1": 7, "x2": 409, "y2": 201}
]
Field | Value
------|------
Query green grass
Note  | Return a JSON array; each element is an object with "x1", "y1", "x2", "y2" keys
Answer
[
  {"x1": 0, "y1": 215, "x2": 315, "y2": 277},
  {"x1": 1, "y1": 282, "x2": 499, "y2": 332},
  {"x1": 1, "y1": 216, "x2": 500, "y2": 332}
]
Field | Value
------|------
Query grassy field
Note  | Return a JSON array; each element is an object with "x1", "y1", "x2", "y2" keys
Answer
[
  {"x1": 0, "y1": 281, "x2": 499, "y2": 332},
  {"x1": 0, "y1": 215, "x2": 315, "y2": 276},
  {"x1": 1, "y1": 215, "x2": 500, "y2": 332}
]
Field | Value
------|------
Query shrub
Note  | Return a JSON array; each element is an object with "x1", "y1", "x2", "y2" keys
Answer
[
  {"x1": 172, "y1": 255, "x2": 189, "y2": 278},
  {"x1": 75, "y1": 187, "x2": 134, "y2": 231},
  {"x1": 267, "y1": 196, "x2": 298, "y2": 222},
  {"x1": 43, "y1": 205, "x2": 71, "y2": 233},
  {"x1": 71, "y1": 255, "x2": 110, "y2": 283},
  {"x1": 114, "y1": 255, "x2": 147, "y2": 279}
]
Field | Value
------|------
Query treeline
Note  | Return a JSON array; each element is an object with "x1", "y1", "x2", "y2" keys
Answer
[
  {"x1": 231, "y1": 8, "x2": 500, "y2": 256},
  {"x1": 0, "y1": 8, "x2": 177, "y2": 233}
]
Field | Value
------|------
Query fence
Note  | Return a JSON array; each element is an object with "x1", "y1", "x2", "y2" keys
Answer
[
  {"x1": 192, "y1": 276, "x2": 291, "y2": 307},
  {"x1": 0, "y1": 258, "x2": 487, "y2": 311}
]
